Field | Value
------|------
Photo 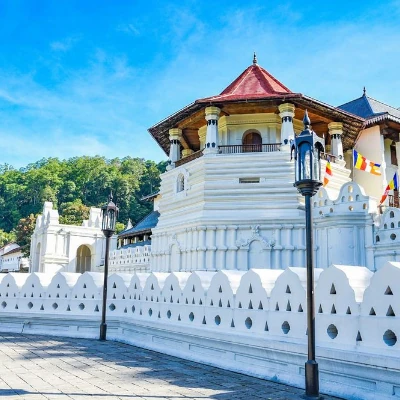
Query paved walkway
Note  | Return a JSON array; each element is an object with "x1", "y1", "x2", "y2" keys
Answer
[{"x1": 0, "y1": 333, "x2": 342, "y2": 400}]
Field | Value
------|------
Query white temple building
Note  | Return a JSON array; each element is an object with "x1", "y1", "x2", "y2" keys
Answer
[
  {"x1": 12, "y1": 56, "x2": 400, "y2": 400},
  {"x1": 143, "y1": 55, "x2": 400, "y2": 274},
  {"x1": 31, "y1": 56, "x2": 400, "y2": 275}
]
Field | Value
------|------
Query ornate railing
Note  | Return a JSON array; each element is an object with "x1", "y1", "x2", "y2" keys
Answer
[
  {"x1": 218, "y1": 143, "x2": 281, "y2": 154},
  {"x1": 175, "y1": 150, "x2": 204, "y2": 167},
  {"x1": 174, "y1": 148, "x2": 338, "y2": 168},
  {"x1": 320, "y1": 153, "x2": 337, "y2": 163}
]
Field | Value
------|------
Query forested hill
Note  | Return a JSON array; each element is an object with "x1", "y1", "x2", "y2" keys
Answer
[{"x1": 0, "y1": 156, "x2": 167, "y2": 253}]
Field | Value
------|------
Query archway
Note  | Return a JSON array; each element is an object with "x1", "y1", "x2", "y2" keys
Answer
[
  {"x1": 76, "y1": 245, "x2": 92, "y2": 273},
  {"x1": 243, "y1": 131, "x2": 262, "y2": 152}
]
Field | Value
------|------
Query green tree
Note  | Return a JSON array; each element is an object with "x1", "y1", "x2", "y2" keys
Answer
[
  {"x1": 14, "y1": 214, "x2": 37, "y2": 257},
  {"x1": 0, "y1": 155, "x2": 167, "y2": 251},
  {"x1": 0, "y1": 229, "x2": 16, "y2": 247},
  {"x1": 115, "y1": 222, "x2": 125, "y2": 234},
  {"x1": 59, "y1": 199, "x2": 90, "y2": 226}
]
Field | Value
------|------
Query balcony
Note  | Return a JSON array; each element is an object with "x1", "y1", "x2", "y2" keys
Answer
[
  {"x1": 219, "y1": 143, "x2": 281, "y2": 154},
  {"x1": 320, "y1": 152, "x2": 337, "y2": 163},
  {"x1": 174, "y1": 144, "x2": 337, "y2": 168}
]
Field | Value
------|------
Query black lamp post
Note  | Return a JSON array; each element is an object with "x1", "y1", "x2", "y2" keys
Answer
[
  {"x1": 100, "y1": 192, "x2": 119, "y2": 341},
  {"x1": 292, "y1": 110, "x2": 324, "y2": 398}
]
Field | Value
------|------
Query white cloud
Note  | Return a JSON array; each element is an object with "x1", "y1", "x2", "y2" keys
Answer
[
  {"x1": 116, "y1": 23, "x2": 140, "y2": 36},
  {"x1": 0, "y1": 49, "x2": 167, "y2": 168},
  {"x1": 50, "y1": 36, "x2": 80, "y2": 52}
]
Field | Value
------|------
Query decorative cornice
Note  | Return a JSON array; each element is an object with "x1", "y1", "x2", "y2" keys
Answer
[{"x1": 236, "y1": 225, "x2": 276, "y2": 249}]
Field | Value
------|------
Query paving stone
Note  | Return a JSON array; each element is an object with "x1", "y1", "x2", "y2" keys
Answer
[{"x1": 0, "y1": 332, "x2": 343, "y2": 400}]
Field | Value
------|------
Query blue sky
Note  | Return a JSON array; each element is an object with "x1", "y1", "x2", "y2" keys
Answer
[{"x1": 0, "y1": 0, "x2": 399, "y2": 168}]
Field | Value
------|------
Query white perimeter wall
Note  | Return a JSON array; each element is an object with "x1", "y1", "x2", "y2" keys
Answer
[{"x1": 0, "y1": 264, "x2": 399, "y2": 400}]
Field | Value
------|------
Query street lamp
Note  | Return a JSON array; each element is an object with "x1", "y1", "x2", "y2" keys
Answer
[
  {"x1": 292, "y1": 110, "x2": 324, "y2": 398},
  {"x1": 100, "y1": 192, "x2": 119, "y2": 341}
]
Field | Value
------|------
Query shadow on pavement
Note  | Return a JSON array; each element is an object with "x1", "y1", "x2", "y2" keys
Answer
[{"x1": 0, "y1": 332, "x2": 340, "y2": 400}]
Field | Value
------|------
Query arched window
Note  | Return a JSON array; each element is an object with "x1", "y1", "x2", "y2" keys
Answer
[
  {"x1": 177, "y1": 174, "x2": 185, "y2": 192},
  {"x1": 243, "y1": 131, "x2": 262, "y2": 152}
]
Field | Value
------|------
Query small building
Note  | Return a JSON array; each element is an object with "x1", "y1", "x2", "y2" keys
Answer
[
  {"x1": 0, "y1": 243, "x2": 29, "y2": 272},
  {"x1": 30, "y1": 202, "x2": 116, "y2": 274}
]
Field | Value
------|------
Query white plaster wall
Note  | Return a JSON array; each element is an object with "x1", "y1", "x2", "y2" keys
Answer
[
  {"x1": 30, "y1": 202, "x2": 108, "y2": 274},
  {"x1": 1, "y1": 251, "x2": 26, "y2": 272},
  {"x1": 152, "y1": 150, "x2": 309, "y2": 272},
  {"x1": 353, "y1": 126, "x2": 385, "y2": 201},
  {"x1": 109, "y1": 245, "x2": 151, "y2": 272},
  {"x1": 1, "y1": 265, "x2": 400, "y2": 400},
  {"x1": 218, "y1": 113, "x2": 280, "y2": 147},
  {"x1": 314, "y1": 182, "x2": 376, "y2": 270}
]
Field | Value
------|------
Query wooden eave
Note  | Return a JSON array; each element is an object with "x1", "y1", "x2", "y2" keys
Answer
[
  {"x1": 118, "y1": 227, "x2": 152, "y2": 239},
  {"x1": 148, "y1": 94, "x2": 365, "y2": 156},
  {"x1": 148, "y1": 102, "x2": 204, "y2": 156},
  {"x1": 373, "y1": 118, "x2": 400, "y2": 142}
]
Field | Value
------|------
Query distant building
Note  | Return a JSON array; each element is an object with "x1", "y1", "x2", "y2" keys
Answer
[
  {"x1": 30, "y1": 202, "x2": 116, "y2": 274},
  {"x1": 110, "y1": 194, "x2": 160, "y2": 272},
  {"x1": 0, "y1": 243, "x2": 28, "y2": 272}
]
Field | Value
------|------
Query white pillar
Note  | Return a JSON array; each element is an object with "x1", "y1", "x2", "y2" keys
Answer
[
  {"x1": 168, "y1": 128, "x2": 182, "y2": 168},
  {"x1": 328, "y1": 122, "x2": 344, "y2": 164},
  {"x1": 206, "y1": 226, "x2": 217, "y2": 271},
  {"x1": 185, "y1": 228, "x2": 192, "y2": 271},
  {"x1": 197, "y1": 226, "x2": 206, "y2": 270},
  {"x1": 191, "y1": 228, "x2": 198, "y2": 270},
  {"x1": 281, "y1": 224, "x2": 293, "y2": 268},
  {"x1": 216, "y1": 226, "x2": 227, "y2": 270},
  {"x1": 204, "y1": 107, "x2": 221, "y2": 154},
  {"x1": 226, "y1": 226, "x2": 238, "y2": 270},
  {"x1": 278, "y1": 103, "x2": 295, "y2": 148}
]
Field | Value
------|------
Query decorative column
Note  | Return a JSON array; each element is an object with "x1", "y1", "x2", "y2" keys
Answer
[
  {"x1": 197, "y1": 226, "x2": 207, "y2": 270},
  {"x1": 198, "y1": 126, "x2": 206, "y2": 150},
  {"x1": 182, "y1": 149, "x2": 194, "y2": 158},
  {"x1": 204, "y1": 106, "x2": 221, "y2": 154},
  {"x1": 278, "y1": 103, "x2": 295, "y2": 147},
  {"x1": 191, "y1": 228, "x2": 198, "y2": 270},
  {"x1": 185, "y1": 227, "x2": 193, "y2": 271},
  {"x1": 226, "y1": 226, "x2": 238, "y2": 270},
  {"x1": 168, "y1": 128, "x2": 182, "y2": 168},
  {"x1": 205, "y1": 226, "x2": 217, "y2": 271},
  {"x1": 215, "y1": 226, "x2": 227, "y2": 270},
  {"x1": 281, "y1": 224, "x2": 294, "y2": 268},
  {"x1": 328, "y1": 122, "x2": 345, "y2": 165}
]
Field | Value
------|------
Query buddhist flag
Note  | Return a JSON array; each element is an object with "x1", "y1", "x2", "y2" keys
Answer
[
  {"x1": 353, "y1": 149, "x2": 381, "y2": 175},
  {"x1": 323, "y1": 157, "x2": 332, "y2": 187},
  {"x1": 379, "y1": 172, "x2": 398, "y2": 205}
]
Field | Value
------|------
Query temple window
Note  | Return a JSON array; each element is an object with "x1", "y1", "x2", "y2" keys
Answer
[{"x1": 177, "y1": 174, "x2": 185, "y2": 192}]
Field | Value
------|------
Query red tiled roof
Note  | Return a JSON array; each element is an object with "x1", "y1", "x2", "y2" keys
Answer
[{"x1": 198, "y1": 63, "x2": 292, "y2": 102}]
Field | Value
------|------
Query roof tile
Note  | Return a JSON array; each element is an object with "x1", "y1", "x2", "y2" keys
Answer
[{"x1": 197, "y1": 64, "x2": 292, "y2": 102}]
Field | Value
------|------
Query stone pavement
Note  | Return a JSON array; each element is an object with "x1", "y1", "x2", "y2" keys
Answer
[{"x1": 0, "y1": 332, "x2": 343, "y2": 400}]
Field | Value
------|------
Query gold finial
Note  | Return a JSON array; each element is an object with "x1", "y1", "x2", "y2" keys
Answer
[{"x1": 253, "y1": 52, "x2": 257, "y2": 65}]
